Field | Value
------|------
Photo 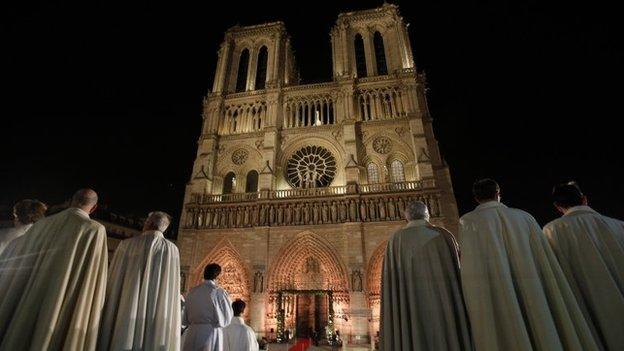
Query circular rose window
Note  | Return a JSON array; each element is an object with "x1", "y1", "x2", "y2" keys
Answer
[{"x1": 286, "y1": 146, "x2": 337, "y2": 188}]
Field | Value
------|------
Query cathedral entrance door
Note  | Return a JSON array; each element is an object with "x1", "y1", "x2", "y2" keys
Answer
[{"x1": 277, "y1": 290, "x2": 333, "y2": 343}]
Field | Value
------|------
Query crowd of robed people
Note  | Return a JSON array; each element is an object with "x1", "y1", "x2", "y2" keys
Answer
[
  {"x1": 0, "y1": 179, "x2": 622, "y2": 351},
  {"x1": 0, "y1": 189, "x2": 259, "y2": 351},
  {"x1": 380, "y1": 179, "x2": 624, "y2": 351}
]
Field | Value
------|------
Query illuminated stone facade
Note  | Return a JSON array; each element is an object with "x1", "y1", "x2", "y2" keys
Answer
[{"x1": 177, "y1": 4, "x2": 458, "y2": 346}]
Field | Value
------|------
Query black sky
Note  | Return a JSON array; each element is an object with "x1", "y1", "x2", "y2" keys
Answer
[{"x1": 2, "y1": 0, "x2": 623, "y2": 231}]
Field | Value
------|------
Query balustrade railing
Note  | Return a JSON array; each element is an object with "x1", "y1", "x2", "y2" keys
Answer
[{"x1": 184, "y1": 180, "x2": 443, "y2": 229}]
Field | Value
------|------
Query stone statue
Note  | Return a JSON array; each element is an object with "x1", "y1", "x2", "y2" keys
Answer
[
  {"x1": 321, "y1": 202, "x2": 329, "y2": 223},
  {"x1": 294, "y1": 204, "x2": 301, "y2": 224},
  {"x1": 228, "y1": 208, "x2": 235, "y2": 228},
  {"x1": 351, "y1": 270, "x2": 363, "y2": 292},
  {"x1": 254, "y1": 271, "x2": 264, "y2": 293},
  {"x1": 349, "y1": 200, "x2": 357, "y2": 221},
  {"x1": 398, "y1": 197, "x2": 405, "y2": 218},
  {"x1": 269, "y1": 205, "x2": 276, "y2": 225},
  {"x1": 285, "y1": 205, "x2": 292, "y2": 224},
  {"x1": 259, "y1": 205, "x2": 267, "y2": 226},
  {"x1": 339, "y1": 201, "x2": 347, "y2": 222},
  {"x1": 330, "y1": 201, "x2": 338, "y2": 223},
  {"x1": 360, "y1": 200, "x2": 367, "y2": 221},
  {"x1": 378, "y1": 199, "x2": 386, "y2": 220},
  {"x1": 236, "y1": 206, "x2": 243, "y2": 228},
  {"x1": 205, "y1": 211, "x2": 212, "y2": 228},
  {"x1": 368, "y1": 199, "x2": 377, "y2": 221},
  {"x1": 244, "y1": 207, "x2": 250, "y2": 227},
  {"x1": 313, "y1": 203, "x2": 320, "y2": 224},
  {"x1": 303, "y1": 204, "x2": 310, "y2": 224},
  {"x1": 388, "y1": 197, "x2": 396, "y2": 219},
  {"x1": 277, "y1": 205, "x2": 284, "y2": 225}
]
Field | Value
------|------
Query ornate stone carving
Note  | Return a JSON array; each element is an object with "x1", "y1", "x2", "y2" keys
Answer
[
  {"x1": 395, "y1": 126, "x2": 406, "y2": 138},
  {"x1": 286, "y1": 146, "x2": 337, "y2": 188},
  {"x1": 231, "y1": 148, "x2": 249, "y2": 165},
  {"x1": 373, "y1": 136, "x2": 392, "y2": 154}
]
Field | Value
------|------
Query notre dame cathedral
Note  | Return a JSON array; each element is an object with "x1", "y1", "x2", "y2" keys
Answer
[{"x1": 177, "y1": 3, "x2": 459, "y2": 347}]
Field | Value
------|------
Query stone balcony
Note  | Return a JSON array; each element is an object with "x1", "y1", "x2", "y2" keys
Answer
[{"x1": 182, "y1": 179, "x2": 442, "y2": 229}]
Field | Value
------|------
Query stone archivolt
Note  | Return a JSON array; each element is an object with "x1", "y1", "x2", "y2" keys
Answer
[
  {"x1": 191, "y1": 241, "x2": 251, "y2": 308},
  {"x1": 267, "y1": 231, "x2": 349, "y2": 294}
]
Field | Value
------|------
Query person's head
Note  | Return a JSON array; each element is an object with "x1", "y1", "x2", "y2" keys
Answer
[
  {"x1": 232, "y1": 299, "x2": 246, "y2": 317},
  {"x1": 13, "y1": 199, "x2": 47, "y2": 226},
  {"x1": 472, "y1": 178, "x2": 501, "y2": 203},
  {"x1": 204, "y1": 263, "x2": 222, "y2": 281},
  {"x1": 404, "y1": 200, "x2": 430, "y2": 221},
  {"x1": 70, "y1": 188, "x2": 98, "y2": 214},
  {"x1": 552, "y1": 181, "x2": 587, "y2": 214},
  {"x1": 143, "y1": 211, "x2": 172, "y2": 232}
]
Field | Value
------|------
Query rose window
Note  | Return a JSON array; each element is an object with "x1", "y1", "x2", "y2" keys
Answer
[{"x1": 286, "y1": 146, "x2": 337, "y2": 188}]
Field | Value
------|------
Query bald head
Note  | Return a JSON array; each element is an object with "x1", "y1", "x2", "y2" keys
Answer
[{"x1": 71, "y1": 188, "x2": 98, "y2": 213}]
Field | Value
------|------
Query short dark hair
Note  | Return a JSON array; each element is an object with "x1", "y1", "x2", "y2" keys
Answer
[
  {"x1": 232, "y1": 299, "x2": 246, "y2": 316},
  {"x1": 552, "y1": 181, "x2": 584, "y2": 208},
  {"x1": 13, "y1": 199, "x2": 47, "y2": 225},
  {"x1": 203, "y1": 263, "x2": 222, "y2": 280},
  {"x1": 472, "y1": 178, "x2": 500, "y2": 201}
]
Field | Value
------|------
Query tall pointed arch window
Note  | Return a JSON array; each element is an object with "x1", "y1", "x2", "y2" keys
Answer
[
  {"x1": 223, "y1": 172, "x2": 236, "y2": 194},
  {"x1": 354, "y1": 34, "x2": 367, "y2": 78},
  {"x1": 373, "y1": 31, "x2": 388, "y2": 75},
  {"x1": 235, "y1": 49, "x2": 250, "y2": 92},
  {"x1": 255, "y1": 46, "x2": 268, "y2": 90},
  {"x1": 245, "y1": 170, "x2": 259, "y2": 193},
  {"x1": 367, "y1": 163, "x2": 380, "y2": 184},
  {"x1": 390, "y1": 160, "x2": 405, "y2": 183}
]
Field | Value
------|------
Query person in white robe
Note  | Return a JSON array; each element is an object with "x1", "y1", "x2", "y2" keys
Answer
[
  {"x1": 0, "y1": 199, "x2": 47, "y2": 255},
  {"x1": 223, "y1": 299, "x2": 259, "y2": 351},
  {"x1": 380, "y1": 200, "x2": 472, "y2": 351},
  {"x1": 0, "y1": 189, "x2": 108, "y2": 351},
  {"x1": 459, "y1": 179, "x2": 601, "y2": 351},
  {"x1": 543, "y1": 181, "x2": 624, "y2": 350},
  {"x1": 98, "y1": 211, "x2": 181, "y2": 351},
  {"x1": 182, "y1": 263, "x2": 234, "y2": 351}
]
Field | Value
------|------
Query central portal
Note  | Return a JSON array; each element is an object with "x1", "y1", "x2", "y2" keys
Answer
[
  {"x1": 295, "y1": 293, "x2": 329, "y2": 338},
  {"x1": 277, "y1": 290, "x2": 334, "y2": 343}
]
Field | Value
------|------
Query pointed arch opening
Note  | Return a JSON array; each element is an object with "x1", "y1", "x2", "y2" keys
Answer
[
  {"x1": 367, "y1": 163, "x2": 380, "y2": 184},
  {"x1": 245, "y1": 170, "x2": 259, "y2": 193},
  {"x1": 223, "y1": 171, "x2": 236, "y2": 194},
  {"x1": 255, "y1": 46, "x2": 268, "y2": 90},
  {"x1": 236, "y1": 49, "x2": 250, "y2": 92},
  {"x1": 354, "y1": 34, "x2": 367, "y2": 78},
  {"x1": 190, "y1": 242, "x2": 251, "y2": 317},
  {"x1": 390, "y1": 160, "x2": 405, "y2": 183},
  {"x1": 373, "y1": 31, "x2": 388, "y2": 75}
]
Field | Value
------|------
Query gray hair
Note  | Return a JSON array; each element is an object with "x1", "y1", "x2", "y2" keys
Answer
[
  {"x1": 146, "y1": 211, "x2": 172, "y2": 232},
  {"x1": 71, "y1": 189, "x2": 98, "y2": 208},
  {"x1": 404, "y1": 200, "x2": 430, "y2": 221}
]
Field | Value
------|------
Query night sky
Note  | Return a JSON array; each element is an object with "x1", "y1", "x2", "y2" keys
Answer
[{"x1": 2, "y1": 0, "x2": 622, "y2": 233}]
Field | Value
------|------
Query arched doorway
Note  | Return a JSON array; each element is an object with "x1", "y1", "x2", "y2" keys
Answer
[
  {"x1": 190, "y1": 241, "x2": 251, "y2": 317},
  {"x1": 267, "y1": 231, "x2": 349, "y2": 343}
]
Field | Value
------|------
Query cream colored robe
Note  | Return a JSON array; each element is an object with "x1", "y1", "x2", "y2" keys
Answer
[
  {"x1": 380, "y1": 220, "x2": 472, "y2": 351},
  {"x1": 98, "y1": 230, "x2": 181, "y2": 351},
  {"x1": 223, "y1": 316, "x2": 259, "y2": 351},
  {"x1": 0, "y1": 223, "x2": 32, "y2": 256},
  {"x1": 459, "y1": 201, "x2": 601, "y2": 351},
  {"x1": 544, "y1": 206, "x2": 624, "y2": 351},
  {"x1": 0, "y1": 208, "x2": 108, "y2": 351},
  {"x1": 182, "y1": 280, "x2": 233, "y2": 351}
]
